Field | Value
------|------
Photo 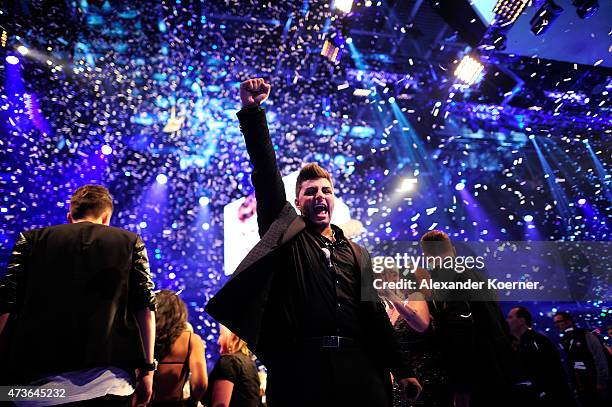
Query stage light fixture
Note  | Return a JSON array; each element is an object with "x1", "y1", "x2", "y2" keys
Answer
[
  {"x1": 0, "y1": 27, "x2": 7, "y2": 48},
  {"x1": 572, "y1": 0, "x2": 599, "y2": 19},
  {"x1": 156, "y1": 174, "x2": 168, "y2": 184},
  {"x1": 101, "y1": 145, "x2": 113, "y2": 155},
  {"x1": 523, "y1": 214, "x2": 533, "y2": 222},
  {"x1": 577, "y1": 198, "x2": 586, "y2": 205},
  {"x1": 493, "y1": 0, "x2": 530, "y2": 25},
  {"x1": 199, "y1": 196, "x2": 210, "y2": 206},
  {"x1": 333, "y1": 0, "x2": 354, "y2": 13},
  {"x1": 320, "y1": 39, "x2": 340, "y2": 63},
  {"x1": 454, "y1": 55, "x2": 484, "y2": 86},
  {"x1": 400, "y1": 178, "x2": 418, "y2": 192},
  {"x1": 529, "y1": 0, "x2": 564, "y2": 36},
  {"x1": 5, "y1": 55, "x2": 19, "y2": 65},
  {"x1": 455, "y1": 182, "x2": 466, "y2": 191},
  {"x1": 17, "y1": 45, "x2": 29, "y2": 55}
]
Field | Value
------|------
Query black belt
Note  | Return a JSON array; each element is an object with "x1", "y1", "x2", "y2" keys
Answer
[{"x1": 302, "y1": 336, "x2": 358, "y2": 349}]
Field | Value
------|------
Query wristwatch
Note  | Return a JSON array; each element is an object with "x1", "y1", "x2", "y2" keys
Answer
[{"x1": 140, "y1": 359, "x2": 158, "y2": 372}]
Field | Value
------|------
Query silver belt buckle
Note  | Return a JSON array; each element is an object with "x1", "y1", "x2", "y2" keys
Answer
[{"x1": 322, "y1": 336, "x2": 340, "y2": 348}]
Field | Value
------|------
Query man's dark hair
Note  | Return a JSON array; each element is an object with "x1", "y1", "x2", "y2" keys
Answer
[
  {"x1": 420, "y1": 230, "x2": 454, "y2": 257},
  {"x1": 554, "y1": 311, "x2": 573, "y2": 322},
  {"x1": 515, "y1": 306, "x2": 533, "y2": 327},
  {"x1": 69, "y1": 184, "x2": 113, "y2": 220},
  {"x1": 295, "y1": 163, "x2": 333, "y2": 197}
]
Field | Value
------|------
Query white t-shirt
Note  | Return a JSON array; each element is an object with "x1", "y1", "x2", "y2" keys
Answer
[{"x1": 14, "y1": 366, "x2": 134, "y2": 406}]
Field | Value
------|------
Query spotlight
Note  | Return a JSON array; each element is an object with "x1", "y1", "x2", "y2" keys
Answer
[
  {"x1": 333, "y1": 0, "x2": 353, "y2": 13},
  {"x1": 320, "y1": 38, "x2": 342, "y2": 64},
  {"x1": 523, "y1": 214, "x2": 533, "y2": 222},
  {"x1": 493, "y1": 0, "x2": 530, "y2": 25},
  {"x1": 454, "y1": 55, "x2": 484, "y2": 86},
  {"x1": 530, "y1": 1, "x2": 564, "y2": 36},
  {"x1": 577, "y1": 198, "x2": 586, "y2": 205},
  {"x1": 400, "y1": 178, "x2": 418, "y2": 192},
  {"x1": 101, "y1": 145, "x2": 113, "y2": 155},
  {"x1": 1, "y1": 26, "x2": 7, "y2": 48},
  {"x1": 199, "y1": 196, "x2": 210, "y2": 206},
  {"x1": 156, "y1": 174, "x2": 168, "y2": 184},
  {"x1": 455, "y1": 182, "x2": 466, "y2": 191},
  {"x1": 572, "y1": 0, "x2": 599, "y2": 19},
  {"x1": 17, "y1": 45, "x2": 29, "y2": 55},
  {"x1": 5, "y1": 55, "x2": 19, "y2": 65}
]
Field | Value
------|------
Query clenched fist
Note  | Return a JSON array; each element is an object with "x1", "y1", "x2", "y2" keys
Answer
[{"x1": 240, "y1": 78, "x2": 271, "y2": 108}]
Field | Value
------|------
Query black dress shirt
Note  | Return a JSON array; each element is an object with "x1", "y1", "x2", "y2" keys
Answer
[{"x1": 295, "y1": 222, "x2": 362, "y2": 339}]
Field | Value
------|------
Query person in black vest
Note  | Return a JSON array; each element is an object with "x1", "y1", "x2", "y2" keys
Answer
[
  {"x1": 419, "y1": 230, "x2": 522, "y2": 407},
  {"x1": 0, "y1": 184, "x2": 157, "y2": 406},
  {"x1": 507, "y1": 306, "x2": 576, "y2": 407},
  {"x1": 206, "y1": 78, "x2": 421, "y2": 407},
  {"x1": 554, "y1": 311, "x2": 610, "y2": 407}
]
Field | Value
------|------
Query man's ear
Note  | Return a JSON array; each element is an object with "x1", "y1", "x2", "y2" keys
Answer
[
  {"x1": 67, "y1": 212, "x2": 74, "y2": 223},
  {"x1": 294, "y1": 198, "x2": 301, "y2": 213},
  {"x1": 102, "y1": 211, "x2": 112, "y2": 226}
]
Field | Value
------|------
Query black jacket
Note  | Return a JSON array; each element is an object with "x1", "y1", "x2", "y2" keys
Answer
[
  {"x1": 429, "y1": 266, "x2": 522, "y2": 394},
  {"x1": 0, "y1": 222, "x2": 156, "y2": 384},
  {"x1": 518, "y1": 329, "x2": 576, "y2": 406},
  {"x1": 205, "y1": 107, "x2": 413, "y2": 380}
]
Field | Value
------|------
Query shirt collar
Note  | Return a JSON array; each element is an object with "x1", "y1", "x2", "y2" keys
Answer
[{"x1": 303, "y1": 218, "x2": 347, "y2": 244}]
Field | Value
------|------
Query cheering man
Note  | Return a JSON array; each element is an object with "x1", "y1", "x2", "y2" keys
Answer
[{"x1": 206, "y1": 78, "x2": 420, "y2": 407}]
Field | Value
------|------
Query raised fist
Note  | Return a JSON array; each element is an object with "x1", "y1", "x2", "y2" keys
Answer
[{"x1": 240, "y1": 78, "x2": 271, "y2": 108}]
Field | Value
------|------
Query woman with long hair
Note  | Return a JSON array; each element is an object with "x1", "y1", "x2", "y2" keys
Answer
[
  {"x1": 205, "y1": 325, "x2": 261, "y2": 407},
  {"x1": 151, "y1": 289, "x2": 208, "y2": 406}
]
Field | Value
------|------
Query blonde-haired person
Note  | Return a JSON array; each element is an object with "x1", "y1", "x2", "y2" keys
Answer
[{"x1": 205, "y1": 325, "x2": 261, "y2": 407}]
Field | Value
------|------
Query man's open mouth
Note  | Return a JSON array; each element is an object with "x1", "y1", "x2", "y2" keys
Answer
[{"x1": 314, "y1": 203, "x2": 328, "y2": 215}]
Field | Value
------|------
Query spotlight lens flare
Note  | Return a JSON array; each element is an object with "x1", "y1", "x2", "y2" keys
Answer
[
  {"x1": 578, "y1": 198, "x2": 586, "y2": 205},
  {"x1": 399, "y1": 178, "x2": 418, "y2": 192},
  {"x1": 454, "y1": 55, "x2": 484, "y2": 86},
  {"x1": 101, "y1": 145, "x2": 113, "y2": 155},
  {"x1": 17, "y1": 45, "x2": 29, "y2": 55},
  {"x1": 156, "y1": 174, "x2": 168, "y2": 184},
  {"x1": 5, "y1": 55, "x2": 19, "y2": 65},
  {"x1": 199, "y1": 196, "x2": 210, "y2": 206},
  {"x1": 524, "y1": 214, "x2": 534, "y2": 222},
  {"x1": 455, "y1": 182, "x2": 466, "y2": 191},
  {"x1": 333, "y1": 0, "x2": 354, "y2": 13}
]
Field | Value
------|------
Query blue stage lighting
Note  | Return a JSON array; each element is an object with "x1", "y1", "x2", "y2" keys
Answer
[
  {"x1": 156, "y1": 174, "x2": 168, "y2": 184},
  {"x1": 199, "y1": 196, "x2": 210, "y2": 206},
  {"x1": 101, "y1": 145, "x2": 113, "y2": 155},
  {"x1": 6, "y1": 55, "x2": 19, "y2": 65},
  {"x1": 578, "y1": 198, "x2": 586, "y2": 205},
  {"x1": 524, "y1": 214, "x2": 534, "y2": 222},
  {"x1": 455, "y1": 182, "x2": 466, "y2": 191}
]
